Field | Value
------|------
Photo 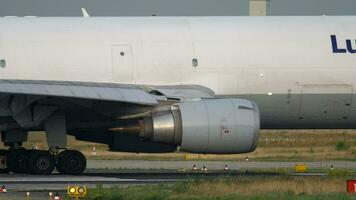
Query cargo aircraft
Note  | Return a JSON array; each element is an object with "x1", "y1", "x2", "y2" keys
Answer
[{"x1": 0, "y1": 16, "x2": 355, "y2": 174}]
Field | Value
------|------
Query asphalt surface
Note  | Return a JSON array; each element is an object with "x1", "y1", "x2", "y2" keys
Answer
[{"x1": 0, "y1": 160, "x2": 354, "y2": 200}]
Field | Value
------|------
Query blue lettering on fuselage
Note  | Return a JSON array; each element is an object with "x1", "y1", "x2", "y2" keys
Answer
[{"x1": 331, "y1": 35, "x2": 356, "y2": 54}]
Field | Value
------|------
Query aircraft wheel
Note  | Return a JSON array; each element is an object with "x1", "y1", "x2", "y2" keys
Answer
[
  {"x1": 27, "y1": 150, "x2": 55, "y2": 174},
  {"x1": 57, "y1": 150, "x2": 86, "y2": 175},
  {"x1": 7, "y1": 149, "x2": 30, "y2": 173},
  {"x1": 56, "y1": 150, "x2": 67, "y2": 174},
  {"x1": 0, "y1": 150, "x2": 8, "y2": 173}
]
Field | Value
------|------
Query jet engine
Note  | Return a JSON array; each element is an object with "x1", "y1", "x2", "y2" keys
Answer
[{"x1": 139, "y1": 99, "x2": 260, "y2": 154}]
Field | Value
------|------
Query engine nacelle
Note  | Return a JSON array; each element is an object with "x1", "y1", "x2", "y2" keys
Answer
[{"x1": 140, "y1": 99, "x2": 260, "y2": 154}]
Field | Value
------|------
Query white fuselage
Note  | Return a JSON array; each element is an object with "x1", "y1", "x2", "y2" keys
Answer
[
  {"x1": 0, "y1": 16, "x2": 356, "y2": 128},
  {"x1": 0, "y1": 16, "x2": 355, "y2": 95}
]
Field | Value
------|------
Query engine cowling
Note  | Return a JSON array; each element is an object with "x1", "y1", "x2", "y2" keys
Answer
[{"x1": 139, "y1": 99, "x2": 260, "y2": 154}]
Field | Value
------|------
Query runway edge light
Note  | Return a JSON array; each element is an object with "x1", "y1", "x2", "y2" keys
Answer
[
  {"x1": 53, "y1": 192, "x2": 63, "y2": 200},
  {"x1": 0, "y1": 185, "x2": 6, "y2": 193}
]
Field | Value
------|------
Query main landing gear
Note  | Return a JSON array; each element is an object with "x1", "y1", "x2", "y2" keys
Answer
[{"x1": 0, "y1": 149, "x2": 86, "y2": 175}]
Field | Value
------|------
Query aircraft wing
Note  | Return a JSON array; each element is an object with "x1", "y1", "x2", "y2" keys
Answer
[{"x1": 0, "y1": 80, "x2": 215, "y2": 105}]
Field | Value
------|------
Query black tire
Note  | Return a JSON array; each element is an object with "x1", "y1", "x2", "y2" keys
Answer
[
  {"x1": 7, "y1": 149, "x2": 29, "y2": 173},
  {"x1": 57, "y1": 150, "x2": 86, "y2": 175},
  {"x1": 27, "y1": 150, "x2": 55, "y2": 174},
  {"x1": 56, "y1": 150, "x2": 67, "y2": 174},
  {"x1": 0, "y1": 150, "x2": 8, "y2": 173}
]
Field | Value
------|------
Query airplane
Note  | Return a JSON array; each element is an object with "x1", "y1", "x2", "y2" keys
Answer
[{"x1": 0, "y1": 16, "x2": 354, "y2": 175}]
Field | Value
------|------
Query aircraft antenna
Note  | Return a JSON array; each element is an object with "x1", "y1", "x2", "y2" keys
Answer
[{"x1": 81, "y1": 8, "x2": 90, "y2": 17}]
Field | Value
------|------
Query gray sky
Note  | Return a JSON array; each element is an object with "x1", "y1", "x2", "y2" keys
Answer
[{"x1": 0, "y1": 0, "x2": 355, "y2": 16}]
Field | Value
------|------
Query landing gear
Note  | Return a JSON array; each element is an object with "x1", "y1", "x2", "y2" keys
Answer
[
  {"x1": 27, "y1": 150, "x2": 55, "y2": 174},
  {"x1": 7, "y1": 149, "x2": 30, "y2": 173},
  {"x1": 0, "y1": 117, "x2": 87, "y2": 175},
  {"x1": 6, "y1": 149, "x2": 55, "y2": 174},
  {"x1": 0, "y1": 148, "x2": 86, "y2": 175},
  {"x1": 56, "y1": 150, "x2": 86, "y2": 175}
]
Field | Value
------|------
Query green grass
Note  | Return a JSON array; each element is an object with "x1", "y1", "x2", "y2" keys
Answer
[
  {"x1": 87, "y1": 192, "x2": 356, "y2": 200},
  {"x1": 81, "y1": 176, "x2": 356, "y2": 200},
  {"x1": 335, "y1": 141, "x2": 352, "y2": 151}
]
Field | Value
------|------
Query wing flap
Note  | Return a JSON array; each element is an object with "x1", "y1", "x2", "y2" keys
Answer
[{"x1": 149, "y1": 85, "x2": 215, "y2": 101}]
